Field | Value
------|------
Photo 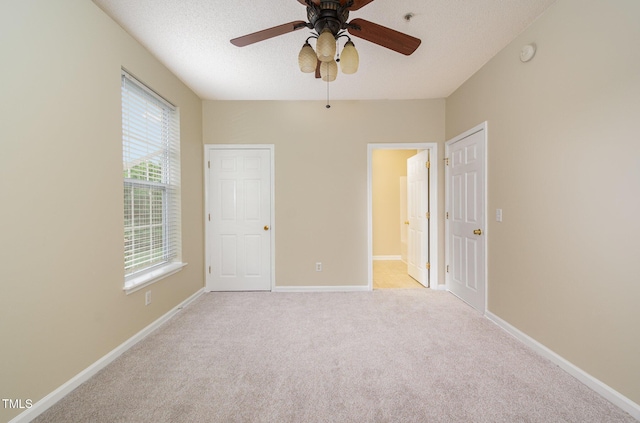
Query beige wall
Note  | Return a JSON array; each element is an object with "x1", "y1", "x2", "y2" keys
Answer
[
  {"x1": 0, "y1": 1, "x2": 204, "y2": 421},
  {"x1": 446, "y1": 0, "x2": 640, "y2": 405},
  {"x1": 203, "y1": 100, "x2": 445, "y2": 287},
  {"x1": 372, "y1": 150, "x2": 417, "y2": 257}
]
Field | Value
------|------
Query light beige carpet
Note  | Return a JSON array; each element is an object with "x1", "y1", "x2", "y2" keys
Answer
[{"x1": 34, "y1": 290, "x2": 635, "y2": 422}]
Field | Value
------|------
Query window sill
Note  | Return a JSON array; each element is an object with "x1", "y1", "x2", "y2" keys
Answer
[{"x1": 124, "y1": 262, "x2": 187, "y2": 295}]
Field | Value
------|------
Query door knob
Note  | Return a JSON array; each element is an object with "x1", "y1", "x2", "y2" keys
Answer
[
  {"x1": 473, "y1": 229, "x2": 482, "y2": 235},
  {"x1": 404, "y1": 221, "x2": 410, "y2": 225},
  {"x1": 264, "y1": 225, "x2": 270, "y2": 231}
]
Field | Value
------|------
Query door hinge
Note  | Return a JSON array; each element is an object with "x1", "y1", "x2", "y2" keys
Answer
[
  {"x1": 425, "y1": 212, "x2": 430, "y2": 219},
  {"x1": 208, "y1": 266, "x2": 211, "y2": 274},
  {"x1": 425, "y1": 161, "x2": 431, "y2": 169},
  {"x1": 444, "y1": 157, "x2": 449, "y2": 166},
  {"x1": 208, "y1": 213, "x2": 211, "y2": 221},
  {"x1": 446, "y1": 211, "x2": 449, "y2": 219},
  {"x1": 426, "y1": 262, "x2": 431, "y2": 270},
  {"x1": 446, "y1": 265, "x2": 449, "y2": 273},
  {"x1": 208, "y1": 160, "x2": 210, "y2": 169}
]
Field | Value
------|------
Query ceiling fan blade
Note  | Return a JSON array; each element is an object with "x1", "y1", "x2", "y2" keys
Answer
[
  {"x1": 348, "y1": 0, "x2": 375, "y2": 11},
  {"x1": 231, "y1": 21, "x2": 307, "y2": 47},
  {"x1": 347, "y1": 18, "x2": 421, "y2": 55}
]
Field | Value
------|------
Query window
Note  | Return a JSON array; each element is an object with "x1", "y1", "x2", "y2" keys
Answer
[{"x1": 121, "y1": 70, "x2": 183, "y2": 292}]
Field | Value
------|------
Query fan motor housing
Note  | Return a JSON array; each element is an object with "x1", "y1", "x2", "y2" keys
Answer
[{"x1": 307, "y1": 0, "x2": 350, "y2": 35}]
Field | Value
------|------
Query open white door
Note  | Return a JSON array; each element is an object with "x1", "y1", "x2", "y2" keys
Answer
[
  {"x1": 407, "y1": 150, "x2": 430, "y2": 287},
  {"x1": 399, "y1": 177, "x2": 408, "y2": 263},
  {"x1": 206, "y1": 147, "x2": 273, "y2": 291},
  {"x1": 446, "y1": 125, "x2": 486, "y2": 312}
]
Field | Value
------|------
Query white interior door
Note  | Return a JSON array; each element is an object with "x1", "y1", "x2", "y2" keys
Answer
[
  {"x1": 407, "y1": 150, "x2": 430, "y2": 287},
  {"x1": 399, "y1": 176, "x2": 408, "y2": 263},
  {"x1": 206, "y1": 148, "x2": 272, "y2": 291},
  {"x1": 446, "y1": 127, "x2": 486, "y2": 312}
]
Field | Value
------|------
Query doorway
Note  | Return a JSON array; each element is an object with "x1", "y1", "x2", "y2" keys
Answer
[{"x1": 367, "y1": 143, "x2": 438, "y2": 290}]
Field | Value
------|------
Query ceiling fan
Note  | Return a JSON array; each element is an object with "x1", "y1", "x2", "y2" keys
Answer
[{"x1": 230, "y1": 0, "x2": 421, "y2": 80}]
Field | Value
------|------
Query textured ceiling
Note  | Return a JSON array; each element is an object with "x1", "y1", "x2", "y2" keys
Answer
[{"x1": 92, "y1": 0, "x2": 557, "y2": 101}]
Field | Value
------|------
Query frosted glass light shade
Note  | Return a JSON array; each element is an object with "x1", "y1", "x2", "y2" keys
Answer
[
  {"x1": 340, "y1": 40, "x2": 359, "y2": 74},
  {"x1": 298, "y1": 42, "x2": 317, "y2": 73},
  {"x1": 320, "y1": 60, "x2": 338, "y2": 82},
  {"x1": 316, "y1": 29, "x2": 336, "y2": 62}
]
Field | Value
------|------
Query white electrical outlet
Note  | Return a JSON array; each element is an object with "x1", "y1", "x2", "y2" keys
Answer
[
  {"x1": 145, "y1": 291, "x2": 151, "y2": 306},
  {"x1": 315, "y1": 262, "x2": 322, "y2": 272}
]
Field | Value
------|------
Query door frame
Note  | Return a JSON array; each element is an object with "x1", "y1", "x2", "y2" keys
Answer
[
  {"x1": 204, "y1": 144, "x2": 276, "y2": 291},
  {"x1": 367, "y1": 143, "x2": 438, "y2": 290},
  {"x1": 445, "y1": 122, "x2": 488, "y2": 312}
]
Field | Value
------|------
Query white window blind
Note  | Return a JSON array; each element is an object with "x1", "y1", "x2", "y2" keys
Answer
[{"x1": 121, "y1": 70, "x2": 181, "y2": 285}]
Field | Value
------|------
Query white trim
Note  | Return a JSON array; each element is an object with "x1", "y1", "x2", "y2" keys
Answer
[
  {"x1": 123, "y1": 262, "x2": 187, "y2": 294},
  {"x1": 485, "y1": 310, "x2": 640, "y2": 420},
  {"x1": 273, "y1": 285, "x2": 370, "y2": 293},
  {"x1": 444, "y1": 122, "x2": 488, "y2": 313},
  {"x1": 9, "y1": 289, "x2": 205, "y2": 423},
  {"x1": 373, "y1": 255, "x2": 402, "y2": 261},
  {"x1": 203, "y1": 144, "x2": 276, "y2": 291},
  {"x1": 367, "y1": 143, "x2": 439, "y2": 290}
]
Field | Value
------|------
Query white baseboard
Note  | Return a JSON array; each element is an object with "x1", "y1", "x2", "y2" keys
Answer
[
  {"x1": 10, "y1": 288, "x2": 205, "y2": 423},
  {"x1": 372, "y1": 255, "x2": 402, "y2": 261},
  {"x1": 273, "y1": 285, "x2": 371, "y2": 293},
  {"x1": 485, "y1": 310, "x2": 640, "y2": 420}
]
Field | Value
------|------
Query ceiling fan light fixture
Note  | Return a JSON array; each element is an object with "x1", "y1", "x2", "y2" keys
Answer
[
  {"x1": 316, "y1": 28, "x2": 336, "y2": 62},
  {"x1": 320, "y1": 59, "x2": 338, "y2": 82},
  {"x1": 298, "y1": 41, "x2": 318, "y2": 73},
  {"x1": 339, "y1": 40, "x2": 359, "y2": 74}
]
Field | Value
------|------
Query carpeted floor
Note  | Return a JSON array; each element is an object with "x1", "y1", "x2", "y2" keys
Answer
[{"x1": 34, "y1": 290, "x2": 636, "y2": 422}]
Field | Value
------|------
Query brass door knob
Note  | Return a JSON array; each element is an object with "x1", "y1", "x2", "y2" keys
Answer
[
  {"x1": 473, "y1": 229, "x2": 482, "y2": 235},
  {"x1": 264, "y1": 225, "x2": 270, "y2": 231},
  {"x1": 404, "y1": 221, "x2": 410, "y2": 225}
]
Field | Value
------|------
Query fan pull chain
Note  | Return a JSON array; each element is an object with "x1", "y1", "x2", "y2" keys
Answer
[
  {"x1": 326, "y1": 38, "x2": 336, "y2": 109},
  {"x1": 326, "y1": 76, "x2": 331, "y2": 109}
]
